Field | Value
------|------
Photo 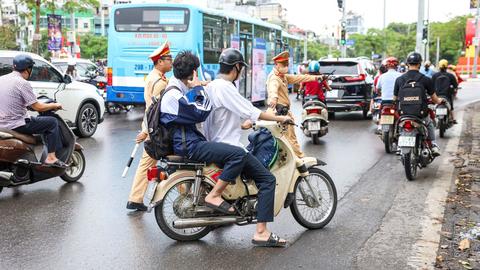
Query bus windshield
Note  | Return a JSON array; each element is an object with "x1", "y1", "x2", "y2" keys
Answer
[{"x1": 114, "y1": 7, "x2": 190, "y2": 32}]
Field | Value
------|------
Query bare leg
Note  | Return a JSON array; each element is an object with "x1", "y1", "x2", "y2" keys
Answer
[
  {"x1": 253, "y1": 222, "x2": 286, "y2": 243},
  {"x1": 204, "y1": 179, "x2": 234, "y2": 211}
]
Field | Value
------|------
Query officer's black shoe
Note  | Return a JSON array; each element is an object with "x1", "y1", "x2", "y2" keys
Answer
[{"x1": 126, "y1": 201, "x2": 147, "y2": 211}]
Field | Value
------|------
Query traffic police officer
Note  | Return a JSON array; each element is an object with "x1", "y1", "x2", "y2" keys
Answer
[
  {"x1": 127, "y1": 41, "x2": 173, "y2": 211},
  {"x1": 266, "y1": 51, "x2": 323, "y2": 158}
]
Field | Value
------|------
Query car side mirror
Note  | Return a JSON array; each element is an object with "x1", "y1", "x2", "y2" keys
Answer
[{"x1": 63, "y1": 74, "x2": 72, "y2": 84}]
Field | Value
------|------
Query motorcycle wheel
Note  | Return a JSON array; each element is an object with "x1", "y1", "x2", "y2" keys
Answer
[
  {"x1": 383, "y1": 130, "x2": 393, "y2": 154},
  {"x1": 124, "y1": 105, "x2": 134, "y2": 112},
  {"x1": 61, "y1": 150, "x2": 86, "y2": 182},
  {"x1": 106, "y1": 103, "x2": 122, "y2": 114},
  {"x1": 439, "y1": 119, "x2": 446, "y2": 138},
  {"x1": 155, "y1": 179, "x2": 213, "y2": 241},
  {"x1": 290, "y1": 167, "x2": 337, "y2": 229},
  {"x1": 0, "y1": 187, "x2": 3, "y2": 194},
  {"x1": 403, "y1": 150, "x2": 417, "y2": 181},
  {"x1": 312, "y1": 133, "x2": 320, "y2": 145}
]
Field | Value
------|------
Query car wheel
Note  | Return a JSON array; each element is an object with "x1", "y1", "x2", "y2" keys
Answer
[{"x1": 75, "y1": 103, "x2": 98, "y2": 138}]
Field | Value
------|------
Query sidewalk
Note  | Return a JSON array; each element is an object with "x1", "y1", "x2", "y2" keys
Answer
[{"x1": 436, "y1": 102, "x2": 480, "y2": 269}]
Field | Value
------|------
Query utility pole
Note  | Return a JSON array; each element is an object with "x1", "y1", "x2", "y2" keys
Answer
[
  {"x1": 383, "y1": 0, "x2": 386, "y2": 58},
  {"x1": 435, "y1": 37, "x2": 440, "y2": 64},
  {"x1": 425, "y1": 0, "x2": 430, "y2": 62},
  {"x1": 0, "y1": 0, "x2": 4, "y2": 26},
  {"x1": 100, "y1": 1, "x2": 105, "y2": 36},
  {"x1": 473, "y1": 1, "x2": 480, "y2": 78},
  {"x1": 70, "y1": 12, "x2": 76, "y2": 57},
  {"x1": 415, "y1": 0, "x2": 425, "y2": 58},
  {"x1": 341, "y1": 0, "x2": 347, "y2": 58},
  {"x1": 303, "y1": 36, "x2": 307, "y2": 62}
]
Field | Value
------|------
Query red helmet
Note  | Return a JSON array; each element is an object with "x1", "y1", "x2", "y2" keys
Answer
[{"x1": 385, "y1": 57, "x2": 399, "y2": 68}]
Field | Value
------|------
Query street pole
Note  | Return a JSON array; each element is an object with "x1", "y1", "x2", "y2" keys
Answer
[
  {"x1": 473, "y1": 1, "x2": 480, "y2": 78},
  {"x1": 70, "y1": 12, "x2": 76, "y2": 57},
  {"x1": 435, "y1": 37, "x2": 440, "y2": 64},
  {"x1": 415, "y1": 0, "x2": 425, "y2": 58},
  {"x1": 100, "y1": 2, "x2": 105, "y2": 36},
  {"x1": 425, "y1": 0, "x2": 430, "y2": 62},
  {"x1": 303, "y1": 36, "x2": 307, "y2": 62},
  {"x1": 383, "y1": 0, "x2": 386, "y2": 58},
  {"x1": 341, "y1": 0, "x2": 347, "y2": 58}
]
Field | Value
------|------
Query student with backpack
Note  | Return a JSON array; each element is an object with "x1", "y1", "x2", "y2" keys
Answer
[
  {"x1": 393, "y1": 52, "x2": 445, "y2": 156},
  {"x1": 432, "y1": 59, "x2": 458, "y2": 124}
]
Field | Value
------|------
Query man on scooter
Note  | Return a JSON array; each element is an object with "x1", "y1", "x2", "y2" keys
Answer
[
  {"x1": 203, "y1": 48, "x2": 293, "y2": 247},
  {"x1": 432, "y1": 59, "x2": 458, "y2": 124},
  {"x1": 299, "y1": 61, "x2": 331, "y2": 105},
  {"x1": 0, "y1": 54, "x2": 65, "y2": 167}
]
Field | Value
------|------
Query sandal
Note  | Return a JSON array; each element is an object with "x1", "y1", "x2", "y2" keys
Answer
[
  {"x1": 205, "y1": 201, "x2": 236, "y2": 215},
  {"x1": 252, "y1": 232, "x2": 287, "y2": 247},
  {"x1": 45, "y1": 160, "x2": 68, "y2": 168}
]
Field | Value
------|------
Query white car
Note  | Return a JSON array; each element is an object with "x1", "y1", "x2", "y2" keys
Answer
[{"x1": 0, "y1": 51, "x2": 105, "y2": 137}]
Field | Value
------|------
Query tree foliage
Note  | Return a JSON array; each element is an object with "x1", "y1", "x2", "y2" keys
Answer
[
  {"x1": 0, "y1": 25, "x2": 19, "y2": 50},
  {"x1": 79, "y1": 33, "x2": 107, "y2": 60}
]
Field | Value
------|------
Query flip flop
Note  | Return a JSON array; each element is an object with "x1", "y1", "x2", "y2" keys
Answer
[
  {"x1": 205, "y1": 201, "x2": 236, "y2": 215},
  {"x1": 45, "y1": 160, "x2": 68, "y2": 168},
  {"x1": 252, "y1": 232, "x2": 287, "y2": 247}
]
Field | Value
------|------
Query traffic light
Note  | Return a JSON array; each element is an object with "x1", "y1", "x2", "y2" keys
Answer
[
  {"x1": 422, "y1": 27, "x2": 428, "y2": 44},
  {"x1": 340, "y1": 29, "x2": 346, "y2": 45},
  {"x1": 337, "y1": 0, "x2": 343, "y2": 9}
]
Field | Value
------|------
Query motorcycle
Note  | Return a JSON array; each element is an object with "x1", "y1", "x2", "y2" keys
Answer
[
  {"x1": 301, "y1": 95, "x2": 329, "y2": 144},
  {"x1": 396, "y1": 115, "x2": 436, "y2": 181},
  {"x1": 435, "y1": 97, "x2": 452, "y2": 138},
  {"x1": 145, "y1": 121, "x2": 337, "y2": 241},
  {"x1": 379, "y1": 103, "x2": 399, "y2": 153},
  {"x1": 0, "y1": 85, "x2": 86, "y2": 193}
]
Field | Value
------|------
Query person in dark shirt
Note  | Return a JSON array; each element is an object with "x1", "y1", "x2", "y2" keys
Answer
[
  {"x1": 432, "y1": 59, "x2": 458, "y2": 124},
  {"x1": 393, "y1": 52, "x2": 445, "y2": 156}
]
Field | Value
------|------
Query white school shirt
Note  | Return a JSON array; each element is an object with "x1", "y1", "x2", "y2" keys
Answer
[
  {"x1": 377, "y1": 69, "x2": 402, "y2": 101},
  {"x1": 203, "y1": 78, "x2": 261, "y2": 148}
]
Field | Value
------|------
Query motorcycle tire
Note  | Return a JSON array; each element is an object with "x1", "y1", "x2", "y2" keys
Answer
[
  {"x1": 61, "y1": 150, "x2": 86, "y2": 182},
  {"x1": 290, "y1": 167, "x2": 337, "y2": 229},
  {"x1": 155, "y1": 179, "x2": 213, "y2": 241},
  {"x1": 0, "y1": 187, "x2": 3, "y2": 194},
  {"x1": 106, "y1": 103, "x2": 122, "y2": 114},
  {"x1": 383, "y1": 130, "x2": 393, "y2": 154},
  {"x1": 439, "y1": 119, "x2": 446, "y2": 138},
  {"x1": 312, "y1": 133, "x2": 320, "y2": 145},
  {"x1": 403, "y1": 150, "x2": 417, "y2": 181}
]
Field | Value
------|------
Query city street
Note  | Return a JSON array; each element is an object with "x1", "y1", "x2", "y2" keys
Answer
[{"x1": 1, "y1": 82, "x2": 479, "y2": 270}]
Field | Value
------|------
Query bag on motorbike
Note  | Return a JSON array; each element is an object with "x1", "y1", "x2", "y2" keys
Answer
[
  {"x1": 397, "y1": 74, "x2": 428, "y2": 118},
  {"x1": 434, "y1": 73, "x2": 452, "y2": 97},
  {"x1": 143, "y1": 84, "x2": 177, "y2": 160},
  {"x1": 246, "y1": 127, "x2": 279, "y2": 169}
]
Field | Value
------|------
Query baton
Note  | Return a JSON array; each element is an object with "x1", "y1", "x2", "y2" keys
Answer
[{"x1": 121, "y1": 143, "x2": 140, "y2": 178}]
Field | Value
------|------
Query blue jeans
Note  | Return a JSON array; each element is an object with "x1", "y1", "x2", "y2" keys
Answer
[{"x1": 14, "y1": 116, "x2": 62, "y2": 153}]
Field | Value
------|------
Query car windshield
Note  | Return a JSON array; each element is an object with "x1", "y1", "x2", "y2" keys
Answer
[{"x1": 319, "y1": 61, "x2": 358, "y2": 75}]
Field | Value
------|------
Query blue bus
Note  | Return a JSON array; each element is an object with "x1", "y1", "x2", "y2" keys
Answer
[{"x1": 106, "y1": 3, "x2": 303, "y2": 105}]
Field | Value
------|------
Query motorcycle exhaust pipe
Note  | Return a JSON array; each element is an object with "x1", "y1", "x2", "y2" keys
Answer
[
  {"x1": 421, "y1": 149, "x2": 431, "y2": 158},
  {"x1": 172, "y1": 216, "x2": 240, "y2": 229}
]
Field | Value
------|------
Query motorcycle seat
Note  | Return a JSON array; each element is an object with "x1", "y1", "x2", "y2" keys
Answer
[
  {"x1": 0, "y1": 128, "x2": 38, "y2": 145},
  {"x1": 303, "y1": 100, "x2": 326, "y2": 109},
  {"x1": 165, "y1": 155, "x2": 206, "y2": 165}
]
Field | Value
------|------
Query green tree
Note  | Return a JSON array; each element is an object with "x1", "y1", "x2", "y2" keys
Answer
[
  {"x1": 306, "y1": 41, "x2": 340, "y2": 60},
  {"x1": 0, "y1": 25, "x2": 19, "y2": 50},
  {"x1": 79, "y1": 33, "x2": 107, "y2": 60}
]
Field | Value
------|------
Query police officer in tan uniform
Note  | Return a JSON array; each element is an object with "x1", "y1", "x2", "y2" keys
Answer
[
  {"x1": 267, "y1": 51, "x2": 324, "y2": 158},
  {"x1": 126, "y1": 41, "x2": 173, "y2": 211}
]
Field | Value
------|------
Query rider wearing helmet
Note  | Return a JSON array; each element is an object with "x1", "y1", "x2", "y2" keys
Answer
[
  {"x1": 300, "y1": 61, "x2": 331, "y2": 104},
  {"x1": 393, "y1": 52, "x2": 445, "y2": 156},
  {"x1": 0, "y1": 54, "x2": 65, "y2": 167},
  {"x1": 377, "y1": 57, "x2": 401, "y2": 105},
  {"x1": 432, "y1": 59, "x2": 458, "y2": 124}
]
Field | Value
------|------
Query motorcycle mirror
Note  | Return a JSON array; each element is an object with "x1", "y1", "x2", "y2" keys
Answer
[
  {"x1": 54, "y1": 83, "x2": 66, "y2": 101},
  {"x1": 63, "y1": 74, "x2": 72, "y2": 84}
]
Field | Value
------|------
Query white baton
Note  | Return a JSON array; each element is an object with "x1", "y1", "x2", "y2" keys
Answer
[{"x1": 121, "y1": 143, "x2": 140, "y2": 178}]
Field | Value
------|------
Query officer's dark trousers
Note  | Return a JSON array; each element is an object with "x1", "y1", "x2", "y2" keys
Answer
[
  {"x1": 14, "y1": 116, "x2": 62, "y2": 153},
  {"x1": 191, "y1": 141, "x2": 276, "y2": 222}
]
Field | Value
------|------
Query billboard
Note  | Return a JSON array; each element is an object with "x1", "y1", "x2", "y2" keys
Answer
[{"x1": 47, "y1": 14, "x2": 62, "y2": 51}]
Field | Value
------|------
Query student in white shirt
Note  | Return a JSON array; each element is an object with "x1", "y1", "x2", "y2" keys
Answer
[{"x1": 204, "y1": 48, "x2": 292, "y2": 247}]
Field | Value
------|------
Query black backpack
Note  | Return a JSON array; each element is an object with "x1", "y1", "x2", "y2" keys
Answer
[
  {"x1": 143, "y1": 84, "x2": 178, "y2": 160},
  {"x1": 397, "y1": 73, "x2": 428, "y2": 118},
  {"x1": 434, "y1": 73, "x2": 452, "y2": 97}
]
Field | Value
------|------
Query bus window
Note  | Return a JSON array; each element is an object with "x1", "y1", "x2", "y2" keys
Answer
[
  {"x1": 222, "y1": 18, "x2": 236, "y2": 48},
  {"x1": 203, "y1": 14, "x2": 223, "y2": 64},
  {"x1": 114, "y1": 7, "x2": 190, "y2": 32}
]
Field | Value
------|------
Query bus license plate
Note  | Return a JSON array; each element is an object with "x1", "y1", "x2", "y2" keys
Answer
[
  {"x1": 308, "y1": 121, "x2": 321, "y2": 131},
  {"x1": 436, "y1": 108, "x2": 448, "y2": 115},
  {"x1": 380, "y1": 115, "x2": 394, "y2": 125},
  {"x1": 398, "y1": 136, "x2": 416, "y2": 147},
  {"x1": 326, "y1": 90, "x2": 339, "y2": 98}
]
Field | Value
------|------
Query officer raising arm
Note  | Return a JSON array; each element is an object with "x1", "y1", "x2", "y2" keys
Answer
[{"x1": 266, "y1": 51, "x2": 325, "y2": 158}]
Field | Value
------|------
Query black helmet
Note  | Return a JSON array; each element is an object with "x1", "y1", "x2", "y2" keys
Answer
[
  {"x1": 219, "y1": 48, "x2": 248, "y2": 67},
  {"x1": 406, "y1": 52, "x2": 422, "y2": 65},
  {"x1": 13, "y1": 54, "x2": 34, "y2": 72}
]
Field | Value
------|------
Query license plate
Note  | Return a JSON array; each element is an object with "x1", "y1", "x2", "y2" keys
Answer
[
  {"x1": 436, "y1": 108, "x2": 448, "y2": 115},
  {"x1": 326, "y1": 90, "x2": 339, "y2": 98},
  {"x1": 308, "y1": 121, "x2": 321, "y2": 131},
  {"x1": 398, "y1": 136, "x2": 416, "y2": 147},
  {"x1": 146, "y1": 181, "x2": 159, "y2": 203},
  {"x1": 380, "y1": 115, "x2": 394, "y2": 125}
]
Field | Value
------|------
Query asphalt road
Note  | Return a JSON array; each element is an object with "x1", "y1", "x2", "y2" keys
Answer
[{"x1": 1, "y1": 82, "x2": 479, "y2": 270}]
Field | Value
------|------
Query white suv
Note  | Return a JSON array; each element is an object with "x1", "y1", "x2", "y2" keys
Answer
[{"x1": 0, "y1": 51, "x2": 105, "y2": 137}]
